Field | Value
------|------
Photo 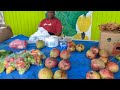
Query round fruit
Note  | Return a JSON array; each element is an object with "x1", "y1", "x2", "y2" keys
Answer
[
  {"x1": 76, "y1": 44, "x2": 85, "y2": 52},
  {"x1": 116, "y1": 55, "x2": 120, "y2": 61},
  {"x1": 106, "y1": 62, "x2": 119, "y2": 73},
  {"x1": 45, "y1": 57, "x2": 58, "y2": 69},
  {"x1": 60, "y1": 50, "x2": 70, "y2": 60},
  {"x1": 99, "y1": 69, "x2": 114, "y2": 79},
  {"x1": 99, "y1": 50, "x2": 109, "y2": 58},
  {"x1": 86, "y1": 71, "x2": 101, "y2": 79},
  {"x1": 99, "y1": 57, "x2": 108, "y2": 64},
  {"x1": 90, "y1": 46, "x2": 99, "y2": 55},
  {"x1": 86, "y1": 50, "x2": 96, "y2": 60},
  {"x1": 36, "y1": 40, "x2": 45, "y2": 49},
  {"x1": 67, "y1": 41, "x2": 76, "y2": 47},
  {"x1": 53, "y1": 70, "x2": 68, "y2": 79},
  {"x1": 38, "y1": 68, "x2": 53, "y2": 79},
  {"x1": 50, "y1": 48, "x2": 60, "y2": 58},
  {"x1": 67, "y1": 45, "x2": 76, "y2": 52},
  {"x1": 91, "y1": 59, "x2": 105, "y2": 71},
  {"x1": 58, "y1": 60, "x2": 71, "y2": 71}
]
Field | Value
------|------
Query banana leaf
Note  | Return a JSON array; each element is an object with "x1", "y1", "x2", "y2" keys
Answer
[{"x1": 55, "y1": 11, "x2": 89, "y2": 36}]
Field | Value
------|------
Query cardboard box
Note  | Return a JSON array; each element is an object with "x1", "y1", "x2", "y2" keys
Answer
[
  {"x1": 99, "y1": 31, "x2": 120, "y2": 56},
  {"x1": 0, "y1": 24, "x2": 13, "y2": 43}
]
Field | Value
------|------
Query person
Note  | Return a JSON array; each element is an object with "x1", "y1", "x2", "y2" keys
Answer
[{"x1": 39, "y1": 11, "x2": 62, "y2": 36}]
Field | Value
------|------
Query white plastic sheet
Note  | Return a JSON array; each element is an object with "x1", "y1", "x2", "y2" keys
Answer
[{"x1": 28, "y1": 27, "x2": 50, "y2": 43}]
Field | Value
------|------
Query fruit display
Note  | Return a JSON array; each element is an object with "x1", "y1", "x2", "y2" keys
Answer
[
  {"x1": 99, "y1": 57, "x2": 108, "y2": 64},
  {"x1": 86, "y1": 71, "x2": 101, "y2": 79},
  {"x1": 53, "y1": 70, "x2": 68, "y2": 79},
  {"x1": 99, "y1": 69, "x2": 114, "y2": 79},
  {"x1": 90, "y1": 46, "x2": 99, "y2": 55},
  {"x1": 58, "y1": 59, "x2": 71, "y2": 71},
  {"x1": 67, "y1": 45, "x2": 76, "y2": 52},
  {"x1": 99, "y1": 50, "x2": 109, "y2": 58},
  {"x1": 45, "y1": 57, "x2": 58, "y2": 69},
  {"x1": 76, "y1": 44, "x2": 85, "y2": 52},
  {"x1": 91, "y1": 59, "x2": 105, "y2": 71},
  {"x1": 50, "y1": 48, "x2": 60, "y2": 58},
  {"x1": 106, "y1": 62, "x2": 119, "y2": 73},
  {"x1": 86, "y1": 50, "x2": 96, "y2": 59},
  {"x1": 86, "y1": 46, "x2": 120, "y2": 79},
  {"x1": 4, "y1": 53, "x2": 17, "y2": 74},
  {"x1": 67, "y1": 41, "x2": 76, "y2": 47},
  {"x1": 36, "y1": 40, "x2": 45, "y2": 49},
  {"x1": 15, "y1": 56, "x2": 30, "y2": 75},
  {"x1": 1, "y1": 49, "x2": 46, "y2": 75},
  {"x1": 60, "y1": 50, "x2": 70, "y2": 60},
  {"x1": 38, "y1": 68, "x2": 53, "y2": 79},
  {"x1": 9, "y1": 39, "x2": 27, "y2": 50},
  {"x1": 29, "y1": 49, "x2": 46, "y2": 65}
]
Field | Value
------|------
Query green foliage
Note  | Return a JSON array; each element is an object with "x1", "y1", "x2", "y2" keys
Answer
[{"x1": 55, "y1": 11, "x2": 89, "y2": 36}]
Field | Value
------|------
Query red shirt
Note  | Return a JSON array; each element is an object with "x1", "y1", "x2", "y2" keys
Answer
[{"x1": 39, "y1": 17, "x2": 62, "y2": 35}]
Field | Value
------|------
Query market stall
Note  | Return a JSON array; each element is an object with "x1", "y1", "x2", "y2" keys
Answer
[
  {"x1": 0, "y1": 34, "x2": 120, "y2": 79},
  {"x1": 0, "y1": 11, "x2": 120, "y2": 79}
]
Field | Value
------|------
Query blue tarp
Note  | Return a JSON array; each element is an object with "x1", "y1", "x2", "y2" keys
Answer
[{"x1": 0, "y1": 34, "x2": 120, "y2": 79}]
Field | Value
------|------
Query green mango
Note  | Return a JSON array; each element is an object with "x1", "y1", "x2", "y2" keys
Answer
[
  {"x1": 0, "y1": 62, "x2": 5, "y2": 73},
  {"x1": 116, "y1": 55, "x2": 120, "y2": 61},
  {"x1": 36, "y1": 40, "x2": 45, "y2": 49}
]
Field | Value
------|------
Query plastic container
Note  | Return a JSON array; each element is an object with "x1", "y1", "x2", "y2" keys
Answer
[
  {"x1": 45, "y1": 36, "x2": 59, "y2": 47},
  {"x1": 59, "y1": 40, "x2": 67, "y2": 50}
]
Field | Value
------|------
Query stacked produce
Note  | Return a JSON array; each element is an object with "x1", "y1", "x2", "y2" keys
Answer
[
  {"x1": 86, "y1": 46, "x2": 119, "y2": 79},
  {"x1": 53, "y1": 70, "x2": 68, "y2": 79},
  {"x1": 9, "y1": 39, "x2": 27, "y2": 50},
  {"x1": 67, "y1": 40, "x2": 85, "y2": 52},
  {"x1": 1, "y1": 49, "x2": 46, "y2": 75},
  {"x1": 99, "y1": 22, "x2": 120, "y2": 31},
  {"x1": 38, "y1": 47, "x2": 74, "y2": 79},
  {"x1": 29, "y1": 50, "x2": 46, "y2": 66},
  {"x1": 67, "y1": 41, "x2": 76, "y2": 52},
  {"x1": 0, "y1": 50, "x2": 13, "y2": 73},
  {"x1": 15, "y1": 55, "x2": 30, "y2": 75},
  {"x1": 4, "y1": 53, "x2": 17, "y2": 74},
  {"x1": 38, "y1": 40, "x2": 86, "y2": 79}
]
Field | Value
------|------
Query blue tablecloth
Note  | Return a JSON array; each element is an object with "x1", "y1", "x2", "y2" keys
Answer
[{"x1": 0, "y1": 34, "x2": 120, "y2": 79}]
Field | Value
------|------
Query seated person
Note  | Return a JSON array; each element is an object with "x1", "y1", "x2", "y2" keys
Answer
[{"x1": 39, "y1": 11, "x2": 62, "y2": 36}]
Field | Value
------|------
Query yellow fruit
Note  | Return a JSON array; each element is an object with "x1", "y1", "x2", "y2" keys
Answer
[
  {"x1": 77, "y1": 15, "x2": 91, "y2": 32},
  {"x1": 84, "y1": 36, "x2": 89, "y2": 40},
  {"x1": 73, "y1": 33, "x2": 89, "y2": 40},
  {"x1": 38, "y1": 68, "x2": 53, "y2": 79},
  {"x1": 53, "y1": 70, "x2": 68, "y2": 79},
  {"x1": 6, "y1": 66, "x2": 15, "y2": 74},
  {"x1": 73, "y1": 33, "x2": 81, "y2": 39},
  {"x1": 3, "y1": 60, "x2": 7, "y2": 66}
]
